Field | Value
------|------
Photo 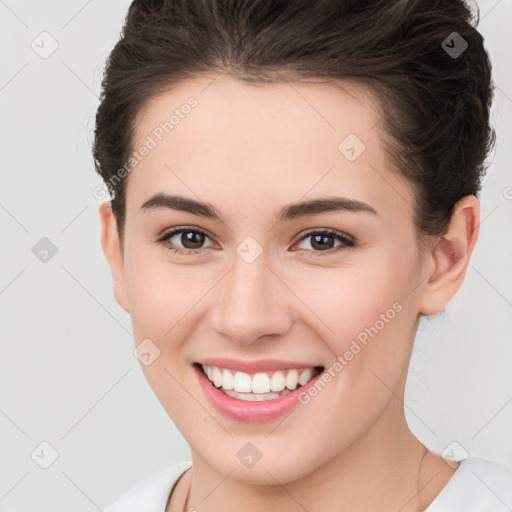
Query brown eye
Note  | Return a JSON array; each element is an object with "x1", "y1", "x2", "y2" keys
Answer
[
  {"x1": 294, "y1": 229, "x2": 356, "y2": 257},
  {"x1": 157, "y1": 227, "x2": 214, "y2": 255},
  {"x1": 177, "y1": 230, "x2": 206, "y2": 249}
]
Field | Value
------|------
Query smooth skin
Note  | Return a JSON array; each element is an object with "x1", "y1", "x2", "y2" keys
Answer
[{"x1": 99, "y1": 75, "x2": 479, "y2": 512}]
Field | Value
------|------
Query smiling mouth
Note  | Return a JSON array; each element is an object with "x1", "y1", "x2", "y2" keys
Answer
[{"x1": 194, "y1": 362, "x2": 324, "y2": 402}]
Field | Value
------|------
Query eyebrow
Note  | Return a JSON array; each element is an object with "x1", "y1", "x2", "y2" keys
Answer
[{"x1": 140, "y1": 193, "x2": 378, "y2": 222}]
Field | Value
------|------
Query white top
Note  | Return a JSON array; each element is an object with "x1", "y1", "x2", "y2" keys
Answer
[{"x1": 104, "y1": 457, "x2": 512, "y2": 512}]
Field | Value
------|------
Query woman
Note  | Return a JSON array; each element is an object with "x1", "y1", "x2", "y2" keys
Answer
[{"x1": 95, "y1": 0, "x2": 512, "y2": 510}]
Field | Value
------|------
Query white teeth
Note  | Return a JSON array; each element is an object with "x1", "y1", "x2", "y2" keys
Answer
[
  {"x1": 233, "y1": 371, "x2": 252, "y2": 393},
  {"x1": 298, "y1": 367, "x2": 314, "y2": 385},
  {"x1": 270, "y1": 371, "x2": 286, "y2": 392},
  {"x1": 212, "y1": 366, "x2": 223, "y2": 388},
  {"x1": 224, "y1": 389, "x2": 292, "y2": 401},
  {"x1": 200, "y1": 364, "x2": 320, "y2": 398},
  {"x1": 285, "y1": 369, "x2": 299, "y2": 390},
  {"x1": 252, "y1": 372, "x2": 271, "y2": 393},
  {"x1": 222, "y1": 368, "x2": 234, "y2": 390}
]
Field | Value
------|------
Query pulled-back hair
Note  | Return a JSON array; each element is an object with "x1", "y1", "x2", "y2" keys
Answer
[{"x1": 93, "y1": 0, "x2": 495, "y2": 245}]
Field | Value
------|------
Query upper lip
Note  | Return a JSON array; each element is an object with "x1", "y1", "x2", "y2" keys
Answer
[{"x1": 195, "y1": 358, "x2": 324, "y2": 374}]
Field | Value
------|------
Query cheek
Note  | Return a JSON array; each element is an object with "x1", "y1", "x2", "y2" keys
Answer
[
  {"x1": 123, "y1": 251, "x2": 198, "y2": 414},
  {"x1": 287, "y1": 250, "x2": 417, "y2": 384},
  {"x1": 291, "y1": 252, "x2": 411, "y2": 336},
  {"x1": 123, "y1": 243, "x2": 195, "y2": 337}
]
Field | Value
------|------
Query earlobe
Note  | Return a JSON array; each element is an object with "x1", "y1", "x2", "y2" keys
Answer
[
  {"x1": 98, "y1": 202, "x2": 130, "y2": 313},
  {"x1": 418, "y1": 195, "x2": 480, "y2": 316}
]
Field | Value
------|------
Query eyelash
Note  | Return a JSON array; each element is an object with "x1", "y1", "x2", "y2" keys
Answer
[{"x1": 156, "y1": 227, "x2": 356, "y2": 258}]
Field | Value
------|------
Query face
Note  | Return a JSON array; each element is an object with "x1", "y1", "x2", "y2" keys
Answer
[{"x1": 100, "y1": 76, "x2": 456, "y2": 484}]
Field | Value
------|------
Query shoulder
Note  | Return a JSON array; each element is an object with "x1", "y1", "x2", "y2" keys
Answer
[
  {"x1": 103, "y1": 460, "x2": 192, "y2": 512},
  {"x1": 425, "y1": 457, "x2": 512, "y2": 512}
]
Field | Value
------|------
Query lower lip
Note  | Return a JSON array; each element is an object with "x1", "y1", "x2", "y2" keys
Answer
[{"x1": 193, "y1": 363, "x2": 324, "y2": 423}]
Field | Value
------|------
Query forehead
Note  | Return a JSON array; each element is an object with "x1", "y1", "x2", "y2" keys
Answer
[{"x1": 127, "y1": 75, "x2": 413, "y2": 221}]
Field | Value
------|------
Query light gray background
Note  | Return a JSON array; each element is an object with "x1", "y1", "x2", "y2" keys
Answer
[{"x1": 0, "y1": 1, "x2": 511, "y2": 510}]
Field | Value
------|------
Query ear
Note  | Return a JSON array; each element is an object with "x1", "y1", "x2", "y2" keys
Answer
[
  {"x1": 418, "y1": 195, "x2": 480, "y2": 316},
  {"x1": 99, "y1": 202, "x2": 130, "y2": 313}
]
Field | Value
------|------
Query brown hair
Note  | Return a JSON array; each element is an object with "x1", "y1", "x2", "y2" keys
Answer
[{"x1": 93, "y1": 0, "x2": 495, "y2": 245}]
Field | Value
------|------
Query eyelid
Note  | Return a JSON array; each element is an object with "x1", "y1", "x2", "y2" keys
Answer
[
  {"x1": 294, "y1": 227, "x2": 355, "y2": 245},
  {"x1": 156, "y1": 226, "x2": 214, "y2": 243}
]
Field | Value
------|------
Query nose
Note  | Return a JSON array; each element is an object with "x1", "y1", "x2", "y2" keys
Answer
[{"x1": 209, "y1": 251, "x2": 293, "y2": 345}]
